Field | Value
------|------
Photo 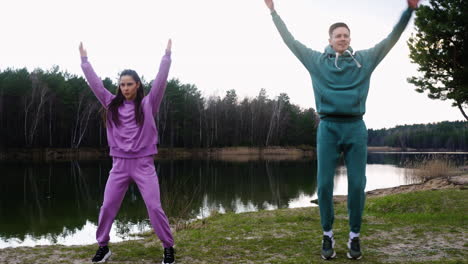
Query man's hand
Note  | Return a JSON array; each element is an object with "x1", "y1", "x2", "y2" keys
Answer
[
  {"x1": 79, "y1": 42, "x2": 87, "y2": 57},
  {"x1": 407, "y1": 0, "x2": 420, "y2": 9},
  {"x1": 264, "y1": 0, "x2": 275, "y2": 12}
]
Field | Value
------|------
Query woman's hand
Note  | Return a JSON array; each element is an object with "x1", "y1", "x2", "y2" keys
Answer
[
  {"x1": 79, "y1": 42, "x2": 87, "y2": 57},
  {"x1": 166, "y1": 39, "x2": 172, "y2": 53}
]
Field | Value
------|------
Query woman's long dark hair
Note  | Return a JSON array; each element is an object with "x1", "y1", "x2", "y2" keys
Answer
[{"x1": 106, "y1": 69, "x2": 145, "y2": 127}]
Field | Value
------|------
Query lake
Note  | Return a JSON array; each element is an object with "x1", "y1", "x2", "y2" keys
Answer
[{"x1": 0, "y1": 152, "x2": 465, "y2": 248}]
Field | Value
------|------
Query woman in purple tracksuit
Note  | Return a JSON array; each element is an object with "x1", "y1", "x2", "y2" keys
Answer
[{"x1": 79, "y1": 40, "x2": 175, "y2": 264}]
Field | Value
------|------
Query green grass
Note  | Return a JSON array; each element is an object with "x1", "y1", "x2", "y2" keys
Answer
[
  {"x1": 366, "y1": 189, "x2": 468, "y2": 225},
  {"x1": 1, "y1": 189, "x2": 466, "y2": 263}
]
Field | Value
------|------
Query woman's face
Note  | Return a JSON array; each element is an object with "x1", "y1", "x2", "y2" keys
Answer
[{"x1": 119, "y1": 75, "x2": 140, "y2": 100}]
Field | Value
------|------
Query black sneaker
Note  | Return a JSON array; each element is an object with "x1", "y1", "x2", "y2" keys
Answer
[
  {"x1": 92, "y1": 246, "x2": 111, "y2": 263},
  {"x1": 321, "y1": 235, "x2": 336, "y2": 260},
  {"x1": 347, "y1": 237, "x2": 362, "y2": 259},
  {"x1": 162, "y1": 247, "x2": 175, "y2": 264}
]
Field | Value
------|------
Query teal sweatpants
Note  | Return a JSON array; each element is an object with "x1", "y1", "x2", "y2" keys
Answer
[{"x1": 317, "y1": 119, "x2": 367, "y2": 233}]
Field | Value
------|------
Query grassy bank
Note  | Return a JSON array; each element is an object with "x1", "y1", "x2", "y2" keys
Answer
[{"x1": 1, "y1": 188, "x2": 466, "y2": 264}]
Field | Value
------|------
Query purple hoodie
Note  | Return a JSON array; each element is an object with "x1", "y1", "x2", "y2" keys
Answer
[{"x1": 81, "y1": 52, "x2": 171, "y2": 158}]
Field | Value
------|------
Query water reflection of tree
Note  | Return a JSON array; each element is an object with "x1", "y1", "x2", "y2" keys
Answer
[
  {"x1": 367, "y1": 153, "x2": 406, "y2": 165},
  {"x1": 157, "y1": 159, "x2": 317, "y2": 219},
  {"x1": 70, "y1": 160, "x2": 92, "y2": 211},
  {"x1": 24, "y1": 166, "x2": 44, "y2": 226},
  {"x1": 0, "y1": 161, "x2": 103, "y2": 241},
  {"x1": 0, "y1": 159, "x2": 319, "y2": 244},
  {"x1": 367, "y1": 153, "x2": 467, "y2": 167},
  {"x1": 159, "y1": 160, "x2": 203, "y2": 229},
  {"x1": 265, "y1": 160, "x2": 281, "y2": 208}
]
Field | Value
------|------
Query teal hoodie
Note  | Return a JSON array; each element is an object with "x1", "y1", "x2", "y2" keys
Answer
[{"x1": 271, "y1": 8, "x2": 413, "y2": 119}]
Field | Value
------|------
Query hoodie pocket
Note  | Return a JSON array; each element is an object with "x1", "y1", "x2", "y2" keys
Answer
[{"x1": 319, "y1": 88, "x2": 362, "y2": 115}]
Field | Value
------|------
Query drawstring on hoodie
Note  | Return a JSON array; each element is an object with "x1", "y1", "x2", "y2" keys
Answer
[
  {"x1": 334, "y1": 52, "x2": 342, "y2": 70},
  {"x1": 334, "y1": 50, "x2": 362, "y2": 69},
  {"x1": 345, "y1": 50, "x2": 362, "y2": 68}
]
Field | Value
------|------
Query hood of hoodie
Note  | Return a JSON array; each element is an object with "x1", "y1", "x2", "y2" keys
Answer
[
  {"x1": 324, "y1": 45, "x2": 362, "y2": 69},
  {"x1": 324, "y1": 45, "x2": 354, "y2": 56}
]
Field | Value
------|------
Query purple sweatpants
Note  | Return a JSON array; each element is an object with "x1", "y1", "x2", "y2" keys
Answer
[{"x1": 96, "y1": 156, "x2": 174, "y2": 248}]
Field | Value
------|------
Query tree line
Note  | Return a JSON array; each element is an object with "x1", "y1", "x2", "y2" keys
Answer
[
  {"x1": 2, "y1": 67, "x2": 465, "y2": 151},
  {"x1": 368, "y1": 121, "x2": 468, "y2": 151},
  {"x1": 0, "y1": 67, "x2": 318, "y2": 149}
]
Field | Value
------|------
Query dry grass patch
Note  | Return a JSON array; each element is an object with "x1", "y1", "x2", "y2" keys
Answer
[{"x1": 405, "y1": 156, "x2": 461, "y2": 182}]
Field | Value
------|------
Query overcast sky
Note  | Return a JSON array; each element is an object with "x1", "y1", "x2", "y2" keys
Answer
[{"x1": 1, "y1": 0, "x2": 463, "y2": 129}]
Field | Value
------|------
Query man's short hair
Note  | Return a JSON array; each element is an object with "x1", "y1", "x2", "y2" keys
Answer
[{"x1": 329, "y1": 22, "x2": 350, "y2": 37}]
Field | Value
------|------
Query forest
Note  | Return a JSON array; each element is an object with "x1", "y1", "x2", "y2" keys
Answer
[
  {"x1": 1, "y1": 67, "x2": 466, "y2": 152},
  {"x1": 368, "y1": 121, "x2": 467, "y2": 151},
  {"x1": 0, "y1": 67, "x2": 318, "y2": 149}
]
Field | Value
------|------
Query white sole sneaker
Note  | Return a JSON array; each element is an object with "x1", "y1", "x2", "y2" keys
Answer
[
  {"x1": 347, "y1": 252, "x2": 362, "y2": 259},
  {"x1": 93, "y1": 249, "x2": 111, "y2": 263},
  {"x1": 321, "y1": 250, "x2": 336, "y2": 260},
  {"x1": 321, "y1": 236, "x2": 336, "y2": 260},
  {"x1": 347, "y1": 239, "x2": 362, "y2": 259}
]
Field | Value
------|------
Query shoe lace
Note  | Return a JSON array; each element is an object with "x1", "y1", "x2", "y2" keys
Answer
[
  {"x1": 351, "y1": 238, "x2": 360, "y2": 251},
  {"x1": 164, "y1": 247, "x2": 174, "y2": 259},
  {"x1": 95, "y1": 247, "x2": 107, "y2": 258},
  {"x1": 322, "y1": 236, "x2": 332, "y2": 250}
]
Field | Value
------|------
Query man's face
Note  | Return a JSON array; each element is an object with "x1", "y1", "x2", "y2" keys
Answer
[{"x1": 329, "y1": 27, "x2": 351, "y2": 54}]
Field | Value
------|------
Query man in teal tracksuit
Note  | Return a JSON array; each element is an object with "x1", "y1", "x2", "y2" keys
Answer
[{"x1": 264, "y1": 0, "x2": 419, "y2": 260}]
